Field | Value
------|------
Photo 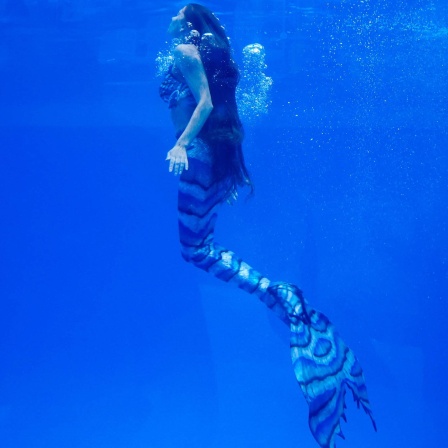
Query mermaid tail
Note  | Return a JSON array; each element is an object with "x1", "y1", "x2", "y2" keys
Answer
[
  {"x1": 269, "y1": 283, "x2": 376, "y2": 448},
  {"x1": 178, "y1": 146, "x2": 375, "y2": 447}
]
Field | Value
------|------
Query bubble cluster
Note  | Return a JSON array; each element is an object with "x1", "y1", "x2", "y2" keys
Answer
[
  {"x1": 236, "y1": 43, "x2": 273, "y2": 122},
  {"x1": 155, "y1": 47, "x2": 173, "y2": 77}
]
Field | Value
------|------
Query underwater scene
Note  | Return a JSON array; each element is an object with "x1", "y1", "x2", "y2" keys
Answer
[{"x1": 1, "y1": 0, "x2": 447, "y2": 447}]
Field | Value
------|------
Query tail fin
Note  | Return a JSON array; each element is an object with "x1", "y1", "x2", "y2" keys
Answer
[
  {"x1": 291, "y1": 306, "x2": 376, "y2": 447},
  {"x1": 269, "y1": 283, "x2": 376, "y2": 448}
]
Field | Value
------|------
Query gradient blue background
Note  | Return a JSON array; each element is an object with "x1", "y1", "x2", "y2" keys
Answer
[{"x1": 1, "y1": 1, "x2": 447, "y2": 447}]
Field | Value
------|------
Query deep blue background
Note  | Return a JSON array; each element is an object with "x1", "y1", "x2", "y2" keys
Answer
[{"x1": 1, "y1": 1, "x2": 447, "y2": 447}]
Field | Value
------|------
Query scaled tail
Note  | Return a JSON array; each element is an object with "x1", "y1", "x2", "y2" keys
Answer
[{"x1": 268, "y1": 283, "x2": 377, "y2": 448}]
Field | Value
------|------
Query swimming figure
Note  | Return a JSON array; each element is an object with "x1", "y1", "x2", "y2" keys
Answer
[{"x1": 160, "y1": 4, "x2": 376, "y2": 447}]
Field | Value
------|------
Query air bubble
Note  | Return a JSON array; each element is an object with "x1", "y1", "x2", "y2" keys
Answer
[
  {"x1": 236, "y1": 43, "x2": 273, "y2": 123},
  {"x1": 155, "y1": 49, "x2": 173, "y2": 77}
]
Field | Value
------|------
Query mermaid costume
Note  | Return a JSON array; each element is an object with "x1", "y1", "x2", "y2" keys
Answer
[{"x1": 160, "y1": 58, "x2": 376, "y2": 448}]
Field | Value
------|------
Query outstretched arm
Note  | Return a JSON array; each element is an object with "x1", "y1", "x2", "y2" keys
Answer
[{"x1": 166, "y1": 44, "x2": 214, "y2": 175}]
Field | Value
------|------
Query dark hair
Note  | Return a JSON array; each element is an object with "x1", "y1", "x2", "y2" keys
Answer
[{"x1": 183, "y1": 3, "x2": 253, "y2": 197}]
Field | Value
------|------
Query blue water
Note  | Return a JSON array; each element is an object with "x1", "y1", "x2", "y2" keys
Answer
[{"x1": 1, "y1": 1, "x2": 447, "y2": 447}]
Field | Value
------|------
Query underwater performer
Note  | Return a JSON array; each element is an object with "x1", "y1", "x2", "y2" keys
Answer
[{"x1": 159, "y1": 4, "x2": 376, "y2": 447}]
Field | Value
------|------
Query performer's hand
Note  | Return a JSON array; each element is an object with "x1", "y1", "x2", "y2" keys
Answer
[{"x1": 166, "y1": 144, "x2": 189, "y2": 176}]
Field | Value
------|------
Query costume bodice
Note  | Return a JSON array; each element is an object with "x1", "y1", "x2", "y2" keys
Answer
[{"x1": 159, "y1": 64, "x2": 195, "y2": 109}]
